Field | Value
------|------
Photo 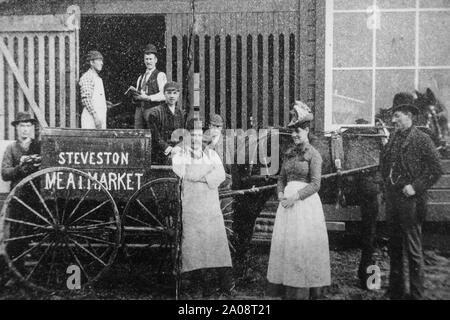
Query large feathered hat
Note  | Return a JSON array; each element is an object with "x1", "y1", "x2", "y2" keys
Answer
[{"x1": 287, "y1": 101, "x2": 313, "y2": 128}]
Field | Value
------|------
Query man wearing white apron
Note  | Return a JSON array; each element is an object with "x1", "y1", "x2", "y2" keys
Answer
[{"x1": 79, "y1": 50, "x2": 108, "y2": 129}]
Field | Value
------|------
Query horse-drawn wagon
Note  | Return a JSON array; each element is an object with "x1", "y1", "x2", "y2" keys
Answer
[
  {"x1": 0, "y1": 124, "x2": 382, "y2": 296},
  {"x1": 0, "y1": 92, "x2": 445, "y2": 297},
  {"x1": 0, "y1": 128, "x2": 190, "y2": 294}
]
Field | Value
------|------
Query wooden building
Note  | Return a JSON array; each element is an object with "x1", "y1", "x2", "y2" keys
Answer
[
  {"x1": 1, "y1": 0, "x2": 449, "y2": 137},
  {"x1": 0, "y1": 0, "x2": 319, "y2": 136},
  {"x1": 1, "y1": 0, "x2": 449, "y2": 222}
]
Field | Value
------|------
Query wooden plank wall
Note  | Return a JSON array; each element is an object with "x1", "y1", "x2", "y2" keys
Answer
[
  {"x1": 0, "y1": 32, "x2": 78, "y2": 139},
  {"x1": 166, "y1": 10, "x2": 303, "y2": 130}
]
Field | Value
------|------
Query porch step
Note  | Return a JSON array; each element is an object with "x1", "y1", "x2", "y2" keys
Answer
[
  {"x1": 426, "y1": 202, "x2": 450, "y2": 222},
  {"x1": 440, "y1": 160, "x2": 450, "y2": 174},
  {"x1": 428, "y1": 190, "x2": 450, "y2": 202},
  {"x1": 432, "y1": 174, "x2": 450, "y2": 189}
]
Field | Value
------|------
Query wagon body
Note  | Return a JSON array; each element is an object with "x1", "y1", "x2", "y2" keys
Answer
[
  {"x1": 0, "y1": 128, "x2": 187, "y2": 294},
  {"x1": 0, "y1": 128, "x2": 238, "y2": 297}
]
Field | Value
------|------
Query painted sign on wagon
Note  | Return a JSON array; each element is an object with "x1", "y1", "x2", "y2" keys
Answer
[{"x1": 40, "y1": 128, "x2": 155, "y2": 201}]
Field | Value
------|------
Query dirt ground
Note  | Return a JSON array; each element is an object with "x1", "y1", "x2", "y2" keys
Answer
[{"x1": 1, "y1": 234, "x2": 449, "y2": 300}]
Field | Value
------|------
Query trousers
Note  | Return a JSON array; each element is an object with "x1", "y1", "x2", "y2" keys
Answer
[
  {"x1": 134, "y1": 106, "x2": 153, "y2": 129},
  {"x1": 386, "y1": 187, "x2": 425, "y2": 300}
]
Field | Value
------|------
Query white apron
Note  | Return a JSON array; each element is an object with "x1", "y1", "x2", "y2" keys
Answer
[
  {"x1": 267, "y1": 181, "x2": 331, "y2": 288},
  {"x1": 172, "y1": 148, "x2": 232, "y2": 273},
  {"x1": 81, "y1": 74, "x2": 107, "y2": 129}
]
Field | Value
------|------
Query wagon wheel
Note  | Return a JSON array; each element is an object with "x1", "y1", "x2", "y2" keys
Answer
[
  {"x1": 0, "y1": 167, "x2": 121, "y2": 292},
  {"x1": 219, "y1": 174, "x2": 235, "y2": 252},
  {"x1": 122, "y1": 177, "x2": 182, "y2": 298}
]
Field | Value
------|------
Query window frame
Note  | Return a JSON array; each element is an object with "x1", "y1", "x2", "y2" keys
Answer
[{"x1": 324, "y1": 0, "x2": 450, "y2": 131}]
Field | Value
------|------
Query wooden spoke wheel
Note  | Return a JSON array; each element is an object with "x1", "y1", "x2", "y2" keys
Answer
[
  {"x1": 219, "y1": 174, "x2": 235, "y2": 252},
  {"x1": 0, "y1": 167, "x2": 121, "y2": 292},
  {"x1": 122, "y1": 177, "x2": 182, "y2": 297}
]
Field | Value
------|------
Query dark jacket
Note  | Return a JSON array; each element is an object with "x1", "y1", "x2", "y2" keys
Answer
[
  {"x1": 148, "y1": 103, "x2": 185, "y2": 161},
  {"x1": 380, "y1": 126, "x2": 442, "y2": 195},
  {"x1": 2, "y1": 140, "x2": 41, "y2": 189}
]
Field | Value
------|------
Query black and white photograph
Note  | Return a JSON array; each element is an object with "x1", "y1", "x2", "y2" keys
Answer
[{"x1": 0, "y1": 0, "x2": 449, "y2": 303}]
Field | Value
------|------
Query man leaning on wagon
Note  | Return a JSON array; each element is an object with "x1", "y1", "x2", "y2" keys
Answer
[
  {"x1": 380, "y1": 92, "x2": 442, "y2": 300},
  {"x1": 132, "y1": 44, "x2": 167, "y2": 129}
]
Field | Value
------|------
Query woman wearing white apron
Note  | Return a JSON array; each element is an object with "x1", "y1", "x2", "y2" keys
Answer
[
  {"x1": 172, "y1": 118, "x2": 234, "y2": 298},
  {"x1": 79, "y1": 50, "x2": 107, "y2": 129},
  {"x1": 267, "y1": 101, "x2": 331, "y2": 300}
]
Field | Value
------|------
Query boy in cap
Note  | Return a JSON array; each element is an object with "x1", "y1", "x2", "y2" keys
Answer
[
  {"x1": 1, "y1": 112, "x2": 41, "y2": 189},
  {"x1": 147, "y1": 81, "x2": 185, "y2": 164},
  {"x1": 79, "y1": 50, "x2": 109, "y2": 129},
  {"x1": 380, "y1": 92, "x2": 442, "y2": 299},
  {"x1": 206, "y1": 114, "x2": 224, "y2": 147},
  {"x1": 132, "y1": 44, "x2": 168, "y2": 129}
]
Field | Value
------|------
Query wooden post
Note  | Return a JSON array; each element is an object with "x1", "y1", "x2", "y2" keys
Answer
[{"x1": 0, "y1": 40, "x2": 48, "y2": 128}]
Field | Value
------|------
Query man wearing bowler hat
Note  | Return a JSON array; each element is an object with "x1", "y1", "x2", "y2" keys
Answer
[
  {"x1": 2, "y1": 112, "x2": 41, "y2": 189},
  {"x1": 132, "y1": 44, "x2": 167, "y2": 129},
  {"x1": 380, "y1": 92, "x2": 442, "y2": 299},
  {"x1": 148, "y1": 81, "x2": 185, "y2": 164},
  {"x1": 79, "y1": 50, "x2": 109, "y2": 129}
]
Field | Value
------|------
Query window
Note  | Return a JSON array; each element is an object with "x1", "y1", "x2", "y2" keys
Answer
[{"x1": 325, "y1": 0, "x2": 450, "y2": 130}]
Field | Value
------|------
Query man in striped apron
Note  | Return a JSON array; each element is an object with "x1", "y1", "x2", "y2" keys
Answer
[{"x1": 79, "y1": 50, "x2": 108, "y2": 129}]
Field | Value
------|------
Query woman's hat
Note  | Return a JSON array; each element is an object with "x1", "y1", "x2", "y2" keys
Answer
[
  {"x1": 209, "y1": 114, "x2": 223, "y2": 127},
  {"x1": 85, "y1": 50, "x2": 103, "y2": 62},
  {"x1": 391, "y1": 92, "x2": 419, "y2": 115},
  {"x1": 287, "y1": 101, "x2": 313, "y2": 128},
  {"x1": 11, "y1": 111, "x2": 38, "y2": 126}
]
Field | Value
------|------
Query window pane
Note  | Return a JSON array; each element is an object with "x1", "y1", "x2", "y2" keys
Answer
[
  {"x1": 334, "y1": 0, "x2": 373, "y2": 10},
  {"x1": 419, "y1": 70, "x2": 450, "y2": 111},
  {"x1": 377, "y1": 0, "x2": 416, "y2": 8},
  {"x1": 332, "y1": 70, "x2": 373, "y2": 125},
  {"x1": 334, "y1": 13, "x2": 373, "y2": 68},
  {"x1": 377, "y1": 12, "x2": 415, "y2": 67},
  {"x1": 375, "y1": 70, "x2": 415, "y2": 115},
  {"x1": 420, "y1": 0, "x2": 450, "y2": 7},
  {"x1": 420, "y1": 12, "x2": 450, "y2": 66}
]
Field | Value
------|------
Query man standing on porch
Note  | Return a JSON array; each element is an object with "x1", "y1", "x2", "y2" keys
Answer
[
  {"x1": 79, "y1": 50, "x2": 108, "y2": 129},
  {"x1": 132, "y1": 44, "x2": 167, "y2": 129}
]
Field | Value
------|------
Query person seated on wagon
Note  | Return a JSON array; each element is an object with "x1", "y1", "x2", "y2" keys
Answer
[
  {"x1": 147, "y1": 81, "x2": 185, "y2": 165},
  {"x1": 1, "y1": 111, "x2": 41, "y2": 289},
  {"x1": 172, "y1": 118, "x2": 235, "y2": 298},
  {"x1": 1, "y1": 111, "x2": 41, "y2": 189}
]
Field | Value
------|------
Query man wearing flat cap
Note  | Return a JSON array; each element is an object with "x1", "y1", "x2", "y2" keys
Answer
[
  {"x1": 147, "y1": 81, "x2": 185, "y2": 164},
  {"x1": 79, "y1": 50, "x2": 108, "y2": 129},
  {"x1": 2, "y1": 112, "x2": 41, "y2": 189},
  {"x1": 380, "y1": 92, "x2": 442, "y2": 299},
  {"x1": 132, "y1": 44, "x2": 168, "y2": 129},
  {"x1": 207, "y1": 114, "x2": 224, "y2": 147}
]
